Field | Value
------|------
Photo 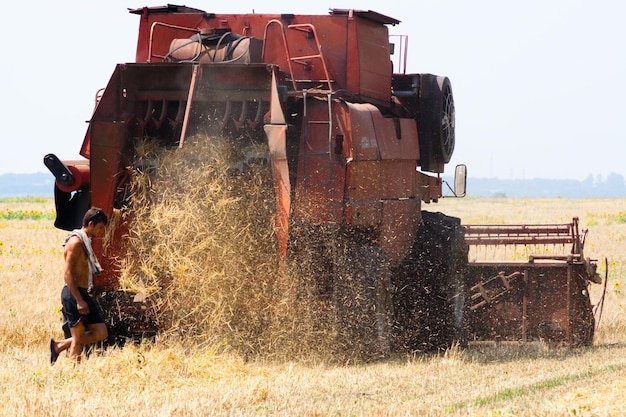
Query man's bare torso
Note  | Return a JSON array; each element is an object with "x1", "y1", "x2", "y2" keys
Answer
[{"x1": 64, "y1": 236, "x2": 90, "y2": 289}]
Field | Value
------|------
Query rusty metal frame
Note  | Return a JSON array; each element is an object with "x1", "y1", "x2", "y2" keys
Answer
[{"x1": 463, "y1": 217, "x2": 597, "y2": 346}]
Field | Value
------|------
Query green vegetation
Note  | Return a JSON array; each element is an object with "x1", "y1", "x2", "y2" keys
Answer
[
  {"x1": 0, "y1": 197, "x2": 50, "y2": 204},
  {"x1": 0, "y1": 209, "x2": 55, "y2": 221},
  {"x1": 0, "y1": 197, "x2": 55, "y2": 221}
]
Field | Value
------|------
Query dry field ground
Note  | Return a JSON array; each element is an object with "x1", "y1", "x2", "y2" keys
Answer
[{"x1": 1, "y1": 197, "x2": 625, "y2": 416}]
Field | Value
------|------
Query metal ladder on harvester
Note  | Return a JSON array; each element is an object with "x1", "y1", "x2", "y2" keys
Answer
[{"x1": 263, "y1": 20, "x2": 335, "y2": 163}]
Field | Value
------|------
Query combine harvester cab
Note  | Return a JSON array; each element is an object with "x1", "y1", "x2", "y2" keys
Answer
[{"x1": 43, "y1": 5, "x2": 600, "y2": 358}]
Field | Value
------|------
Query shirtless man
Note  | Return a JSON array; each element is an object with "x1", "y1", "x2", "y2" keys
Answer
[{"x1": 50, "y1": 207, "x2": 109, "y2": 364}]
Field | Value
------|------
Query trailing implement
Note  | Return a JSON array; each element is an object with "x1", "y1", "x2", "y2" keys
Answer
[{"x1": 463, "y1": 218, "x2": 601, "y2": 347}]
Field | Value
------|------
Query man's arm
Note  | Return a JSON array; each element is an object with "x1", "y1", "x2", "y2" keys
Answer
[{"x1": 64, "y1": 237, "x2": 90, "y2": 315}]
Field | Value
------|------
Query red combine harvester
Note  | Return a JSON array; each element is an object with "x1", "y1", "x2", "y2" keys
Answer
[{"x1": 44, "y1": 5, "x2": 601, "y2": 356}]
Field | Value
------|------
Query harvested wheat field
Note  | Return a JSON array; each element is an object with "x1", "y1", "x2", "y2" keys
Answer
[{"x1": 1, "y1": 195, "x2": 625, "y2": 416}]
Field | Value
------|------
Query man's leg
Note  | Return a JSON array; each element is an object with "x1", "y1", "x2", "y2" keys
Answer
[
  {"x1": 68, "y1": 321, "x2": 87, "y2": 361},
  {"x1": 52, "y1": 322, "x2": 107, "y2": 363},
  {"x1": 51, "y1": 337, "x2": 72, "y2": 357},
  {"x1": 72, "y1": 321, "x2": 108, "y2": 355},
  {"x1": 81, "y1": 323, "x2": 108, "y2": 345}
]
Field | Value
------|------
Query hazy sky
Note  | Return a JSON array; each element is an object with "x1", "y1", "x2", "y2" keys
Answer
[{"x1": 2, "y1": 1, "x2": 624, "y2": 180}]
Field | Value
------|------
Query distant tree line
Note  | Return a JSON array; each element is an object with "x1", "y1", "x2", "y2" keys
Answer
[
  {"x1": 1, "y1": 172, "x2": 626, "y2": 199},
  {"x1": 452, "y1": 173, "x2": 626, "y2": 198}
]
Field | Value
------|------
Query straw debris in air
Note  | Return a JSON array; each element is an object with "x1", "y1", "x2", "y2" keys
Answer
[{"x1": 118, "y1": 135, "x2": 334, "y2": 360}]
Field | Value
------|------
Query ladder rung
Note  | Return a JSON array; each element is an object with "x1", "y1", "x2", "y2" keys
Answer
[{"x1": 291, "y1": 54, "x2": 323, "y2": 61}]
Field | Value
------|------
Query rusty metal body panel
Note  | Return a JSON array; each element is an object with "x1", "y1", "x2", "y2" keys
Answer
[
  {"x1": 131, "y1": 7, "x2": 394, "y2": 104},
  {"x1": 46, "y1": 6, "x2": 454, "y2": 294},
  {"x1": 463, "y1": 218, "x2": 599, "y2": 346},
  {"x1": 467, "y1": 261, "x2": 595, "y2": 346}
]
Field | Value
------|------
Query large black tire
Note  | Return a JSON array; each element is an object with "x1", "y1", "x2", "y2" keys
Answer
[
  {"x1": 391, "y1": 211, "x2": 469, "y2": 352},
  {"x1": 417, "y1": 74, "x2": 455, "y2": 173}
]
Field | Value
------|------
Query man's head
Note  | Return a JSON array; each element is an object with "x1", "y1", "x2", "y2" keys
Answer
[{"x1": 82, "y1": 207, "x2": 109, "y2": 227}]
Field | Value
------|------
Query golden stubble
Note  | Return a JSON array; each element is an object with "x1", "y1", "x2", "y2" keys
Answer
[{"x1": 1, "y1": 193, "x2": 625, "y2": 416}]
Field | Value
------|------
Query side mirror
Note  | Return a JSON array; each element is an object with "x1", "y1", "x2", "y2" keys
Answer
[
  {"x1": 443, "y1": 164, "x2": 467, "y2": 197},
  {"x1": 454, "y1": 164, "x2": 467, "y2": 197}
]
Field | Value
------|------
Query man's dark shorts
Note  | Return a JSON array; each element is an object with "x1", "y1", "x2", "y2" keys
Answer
[{"x1": 61, "y1": 285, "x2": 104, "y2": 328}]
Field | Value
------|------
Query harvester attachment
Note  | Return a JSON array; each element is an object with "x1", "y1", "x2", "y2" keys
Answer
[{"x1": 463, "y1": 218, "x2": 600, "y2": 347}]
